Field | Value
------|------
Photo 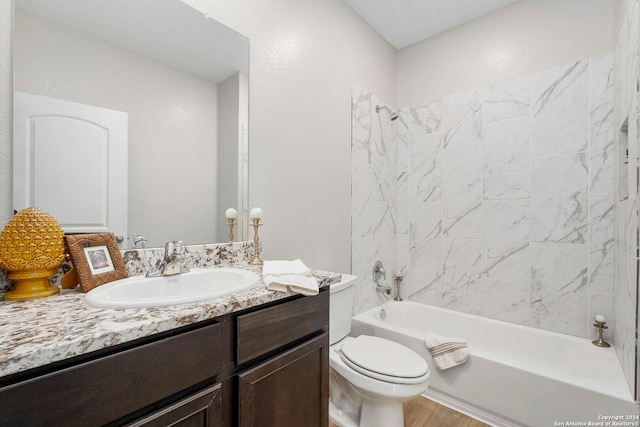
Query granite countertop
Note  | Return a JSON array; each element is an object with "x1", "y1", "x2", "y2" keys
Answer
[{"x1": 0, "y1": 263, "x2": 340, "y2": 379}]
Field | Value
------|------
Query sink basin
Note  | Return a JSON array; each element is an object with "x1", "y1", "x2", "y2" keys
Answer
[{"x1": 85, "y1": 268, "x2": 260, "y2": 309}]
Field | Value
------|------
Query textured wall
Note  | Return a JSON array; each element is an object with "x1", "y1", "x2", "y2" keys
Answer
[
  {"x1": 0, "y1": 0, "x2": 396, "y2": 272},
  {"x1": 397, "y1": 0, "x2": 616, "y2": 107},
  {"x1": 180, "y1": 0, "x2": 396, "y2": 273},
  {"x1": 0, "y1": 0, "x2": 12, "y2": 228}
]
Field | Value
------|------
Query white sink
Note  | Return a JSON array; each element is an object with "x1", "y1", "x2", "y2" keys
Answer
[{"x1": 85, "y1": 268, "x2": 260, "y2": 309}]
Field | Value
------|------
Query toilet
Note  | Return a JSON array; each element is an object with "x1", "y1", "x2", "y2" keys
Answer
[{"x1": 329, "y1": 274, "x2": 430, "y2": 427}]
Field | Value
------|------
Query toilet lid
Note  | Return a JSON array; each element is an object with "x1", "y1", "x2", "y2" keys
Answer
[{"x1": 340, "y1": 335, "x2": 429, "y2": 384}]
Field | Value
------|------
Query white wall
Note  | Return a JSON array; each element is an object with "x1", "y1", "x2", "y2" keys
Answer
[
  {"x1": 0, "y1": 0, "x2": 395, "y2": 273},
  {"x1": 14, "y1": 9, "x2": 219, "y2": 248},
  {"x1": 180, "y1": 0, "x2": 396, "y2": 272},
  {"x1": 397, "y1": 0, "x2": 617, "y2": 107},
  {"x1": 0, "y1": 0, "x2": 11, "y2": 227}
]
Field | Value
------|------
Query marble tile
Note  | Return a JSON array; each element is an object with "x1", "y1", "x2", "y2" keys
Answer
[
  {"x1": 443, "y1": 164, "x2": 482, "y2": 238},
  {"x1": 589, "y1": 197, "x2": 615, "y2": 294},
  {"x1": 442, "y1": 89, "x2": 482, "y2": 165},
  {"x1": 396, "y1": 234, "x2": 409, "y2": 279},
  {"x1": 351, "y1": 237, "x2": 377, "y2": 315},
  {"x1": 406, "y1": 268, "x2": 441, "y2": 306},
  {"x1": 529, "y1": 242, "x2": 588, "y2": 336},
  {"x1": 409, "y1": 132, "x2": 442, "y2": 202},
  {"x1": 396, "y1": 120, "x2": 410, "y2": 236},
  {"x1": 482, "y1": 74, "x2": 531, "y2": 123},
  {"x1": 483, "y1": 200, "x2": 529, "y2": 283},
  {"x1": 590, "y1": 53, "x2": 614, "y2": 102},
  {"x1": 481, "y1": 278, "x2": 529, "y2": 324},
  {"x1": 531, "y1": 153, "x2": 588, "y2": 243},
  {"x1": 398, "y1": 100, "x2": 442, "y2": 137},
  {"x1": 483, "y1": 115, "x2": 531, "y2": 200},
  {"x1": 352, "y1": 86, "x2": 373, "y2": 164},
  {"x1": 441, "y1": 237, "x2": 482, "y2": 314},
  {"x1": 368, "y1": 202, "x2": 394, "y2": 244},
  {"x1": 531, "y1": 60, "x2": 589, "y2": 156},
  {"x1": 408, "y1": 202, "x2": 442, "y2": 272},
  {"x1": 371, "y1": 113, "x2": 394, "y2": 204},
  {"x1": 372, "y1": 205, "x2": 396, "y2": 275},
  {"x1": 351, "y1": 161, "x2": 374, "y2": 239},
  {"x1": 590, "y1": 101, "x2": 614, "y2": 197}
]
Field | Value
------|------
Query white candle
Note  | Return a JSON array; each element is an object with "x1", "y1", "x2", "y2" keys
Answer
[
  {"x1": 225, "y1": 208, "x2": 238, "y2": 219},
  {"x1": 250, "y1": 207, "x2": 263, "y2": 219},
  {"x1": 595, "y1": 315, "x2": 606, "y2": 323}
]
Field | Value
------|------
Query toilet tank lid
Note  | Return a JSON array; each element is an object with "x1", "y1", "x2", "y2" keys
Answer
[{"x1": 330, "y1": 274, "x2": 358, "y2": 294}]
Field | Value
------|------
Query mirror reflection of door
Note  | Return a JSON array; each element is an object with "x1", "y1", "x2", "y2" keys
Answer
[{"x1": 13, "y1": 91, "x2": 128, "y2": 247}]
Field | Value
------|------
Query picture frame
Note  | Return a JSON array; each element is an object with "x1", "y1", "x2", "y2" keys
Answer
[{"x1": 64, "y1": 233, "x2": 128, "y2": 293}]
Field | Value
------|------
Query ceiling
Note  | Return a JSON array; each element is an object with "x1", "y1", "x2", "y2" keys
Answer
[
  {"x1": 16, "y1": 0, "x2": 249, "y2": 83},
  {"x1": 344, "y1": 0, "x2": 520, "y2": 49}
]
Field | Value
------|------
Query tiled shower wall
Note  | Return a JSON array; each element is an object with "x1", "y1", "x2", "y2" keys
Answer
[
  {"x1": 352, "y1": 47, "x2": 640, "y2": 396},
  {"x1": 351, "y1": 86, "x2": 397, "y2": 314},
  {"x1": 352, "y1": 54, "x2": 615, "y2": 340},
  {"x1": 394, "y1": 54, "x2": 615, "y2": 339},
  {"x1": 613, "y1": 0, "x2": 640, "y2": 400}
]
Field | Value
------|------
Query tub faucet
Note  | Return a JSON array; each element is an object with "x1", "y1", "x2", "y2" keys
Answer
[
  {"x1": 376, "y1": 284, "x2": 392, "y2": 295},
  {"x1": 373, "y1": 260, "x2": 391, "y2": 295},
  {"x1": 146, "y1": 240, "x2": 190, "y2": 277},
  {"x1": 373, "y1": 260, "x2": 386, "y2": 283}
]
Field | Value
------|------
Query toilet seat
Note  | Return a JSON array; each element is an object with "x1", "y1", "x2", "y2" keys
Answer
[{"x1": 339, "y1": 335, "x2": 429, "y2": 385}]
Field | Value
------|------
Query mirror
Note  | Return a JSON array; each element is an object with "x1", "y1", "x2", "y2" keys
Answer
[{"x1": 13, "y1": 0, "x2": 249, "y2": 248}]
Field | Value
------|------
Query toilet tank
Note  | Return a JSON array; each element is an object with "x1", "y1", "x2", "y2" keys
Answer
[{"x1": 329, "y1": 274, "x2": 357, "y2": 345}]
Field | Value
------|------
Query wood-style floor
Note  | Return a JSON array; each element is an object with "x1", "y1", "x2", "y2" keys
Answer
[{"x1": 329, "y1": 396, "x2": 491, "y2": 427}]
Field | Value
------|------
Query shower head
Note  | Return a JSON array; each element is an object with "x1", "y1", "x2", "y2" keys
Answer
[{"x1": 376, "y1": 105, "x2": 399, "y2": 121}]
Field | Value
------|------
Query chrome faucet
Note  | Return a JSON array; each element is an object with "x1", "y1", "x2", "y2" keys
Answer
[
  {"x1": 133, "y1": 234, "x2": 148, "y2": 249},
  {"x1": 146, "y1": 240, "x2": 190, "y2": 277},
  {"x1": 373, "y1": 260, "x2": 392, "y2": 295}
]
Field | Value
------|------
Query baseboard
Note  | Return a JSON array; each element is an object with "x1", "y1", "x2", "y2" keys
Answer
[{"x1": 420, "y1": 390, "x2": 524, "y2": 427}]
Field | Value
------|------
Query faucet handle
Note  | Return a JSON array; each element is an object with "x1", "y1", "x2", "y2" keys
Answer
[
  {"x1": 165, "y1": 240, "x2": 185, "y2": 256},
  {"x1": 373, "y1": 260, "x2": 386, "y2": 283}
]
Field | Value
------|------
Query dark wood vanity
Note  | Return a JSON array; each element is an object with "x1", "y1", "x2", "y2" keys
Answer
[{"x1": 0, "y1": 289, "x2": 329, "y2": 427}]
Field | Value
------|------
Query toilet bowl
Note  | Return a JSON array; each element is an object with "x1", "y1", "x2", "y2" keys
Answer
[{"x1": 329, "y1": 275, "x2": 430, "y2": 427}]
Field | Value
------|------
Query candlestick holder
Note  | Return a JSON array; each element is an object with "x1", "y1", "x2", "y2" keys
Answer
[
  {"x1": 249, "y1": 218, "x2": 263, "y2": 265},
  {"x1": 394, "y1": 271, "x2": 403, "y2": 302},
  {"x1": 592, "y1": 318, "x2": 611, "y2": 348},
  {"x1": 227, "y1": 218, "x2": 236, "y2": 242}
]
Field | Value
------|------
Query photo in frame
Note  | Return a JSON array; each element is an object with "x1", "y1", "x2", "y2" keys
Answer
[{"x1": 64, "y1": 233, "x2": 128, "y2": 292}]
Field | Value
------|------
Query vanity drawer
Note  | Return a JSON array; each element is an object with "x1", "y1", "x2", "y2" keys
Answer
[
  {"x1": 236, "y1": 290, "x2": 329, "y2": 365},
  {"x1": 0, "y1": 322, "x2": 220, "y2": 427}
]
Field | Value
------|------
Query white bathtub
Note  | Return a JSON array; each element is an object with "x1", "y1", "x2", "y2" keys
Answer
[{"x1": 351, "y1": 300, "x2": 639, "y2": 427}]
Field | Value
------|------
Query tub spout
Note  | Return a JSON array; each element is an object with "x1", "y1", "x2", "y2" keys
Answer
[{"x1": 376, "y1": 284, "x2": 392, "y2": 295}]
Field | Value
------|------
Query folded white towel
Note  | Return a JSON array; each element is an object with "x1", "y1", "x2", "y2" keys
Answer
[
  {"x1": 263, "y1": 259, "x2": 319, "y2": 296},
  {"x1": 425, "y1": 332, "x2": 470, "y2": 370}
]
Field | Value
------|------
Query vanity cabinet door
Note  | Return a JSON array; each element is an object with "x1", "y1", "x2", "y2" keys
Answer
[
  {"x1": 125, "y1": 383, "x2": 221, "y2": 427},
  {"x1": 238, "y1": 332, "x2": 329, "y2": 427},
  {"x1": 0, "y1": 323, "x2": 220, "y2": 426}
]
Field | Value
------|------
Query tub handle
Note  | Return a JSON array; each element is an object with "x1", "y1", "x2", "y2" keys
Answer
[{"x1": 373, "y1": 260, "x2": 386, "y2": 283}]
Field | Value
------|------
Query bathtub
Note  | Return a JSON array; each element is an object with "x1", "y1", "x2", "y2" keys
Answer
[{"x1": 351, "y1": 300, "x2": 639, "y2": 427}]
